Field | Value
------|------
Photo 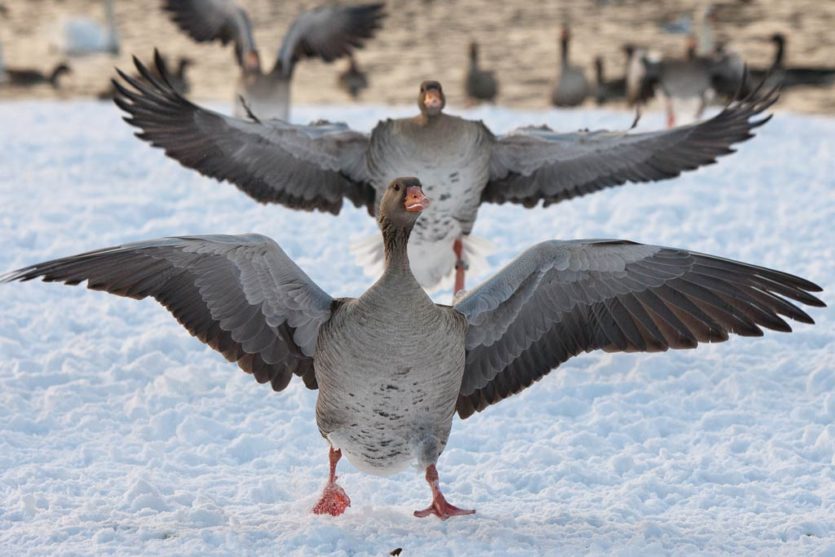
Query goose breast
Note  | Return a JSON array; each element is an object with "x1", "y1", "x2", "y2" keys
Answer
[
  {"x1": 315, "y1": 294, "x2": 467, "y2": 475},
  {"x1": 367, "y1": 116, "x2": 493, "y2": 239},
  {"x1": 235, "y1": 74, "x2": 291, "y2": 121}
]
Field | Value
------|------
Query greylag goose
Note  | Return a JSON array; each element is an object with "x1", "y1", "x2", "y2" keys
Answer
[
  {"x1": 754, "y1": 33, "x2": 835, "y2": 89},
  {"x1": 114, "y1": 57, "x2": 778, "y2": 294},
  {"x1": 162, "y1": 0, "x2": 385, "y2": 120},
  {"x1": 338, "y1": 55, "x2": 368, "y2": 99},
  {"x1": 593, "y1": 56, "x2": 626, "y2": 105},
  {"x1": 2, "y1": 178, "x2": 824, "y2": 519},
  {"x1": 641, "y1": 36, "x2": 717, "y2": 127},
  {"x1": 551, "y1": 25, "x2": 589, "y2": 107},
  {"x1": 464, "y1": 42, "x2": 498, "y2": 103},
  {"x1": 55, "y1": 0, "x2": 119, "y2": 56},
  {"x1": 0, "y1": 62, "x2": 71, "y2": 89}
]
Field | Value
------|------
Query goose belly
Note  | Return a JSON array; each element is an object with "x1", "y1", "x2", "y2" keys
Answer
[
  {"x1": 235, "y1": 77, "x2": 290, "y2": 121},
  {"x1": 314, "y1": 306, "x2": 466, "y2": 475}
]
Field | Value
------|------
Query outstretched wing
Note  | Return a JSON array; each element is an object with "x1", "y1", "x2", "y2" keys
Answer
[
  {"x1": 113, "y1": 54, "x2": 375, "y2": 215},
  {"x1": 274, "y1": 3, "x2": 386, "y2": 76},
  {"x1": 163, "y1": 0, "x2": 258, "y2": 68},
  {"x1": 484, "y1": 82, "x2": 778, "y2": 208},
  {"x1": 454, "y1": 240, "x2": 824, "y2": 418},
  {"x1": 2, "y1": 234, "x2": 336, "y2": 391}
]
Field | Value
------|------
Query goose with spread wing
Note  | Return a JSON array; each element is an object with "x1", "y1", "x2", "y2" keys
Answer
[
  {"x1": 114, "y1": 56, "x2": 778, "y2": 294},
  {"x1": 162, "y1": 0, "x2": 385, "y2": 119},
  {"x1": 3, "y1": 178, "x2": 823, "y2": 519}
]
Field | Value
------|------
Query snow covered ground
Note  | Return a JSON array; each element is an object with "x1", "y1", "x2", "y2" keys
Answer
[{"x1": 0, "y1": 100, "x2": 833, "y2": 556}]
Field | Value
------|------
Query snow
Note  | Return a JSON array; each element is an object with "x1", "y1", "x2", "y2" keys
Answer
[{"x1": 0, "y1": 100, "x2": 833, "y2": 556}]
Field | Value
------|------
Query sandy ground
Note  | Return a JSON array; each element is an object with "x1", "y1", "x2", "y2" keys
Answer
[{"x1": 1, "y1": 0, "x2": 834, "y2": 115}]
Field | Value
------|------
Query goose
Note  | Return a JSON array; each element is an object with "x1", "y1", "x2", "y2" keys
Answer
[
  {"x1": 755, "y1": 33, "x2": 835, "y2": 89},
  {"x1": 464, "y1": 42, "x2": 498, "y2": 104},
  {"x1": 56, "y1": 0, "x2": 119, "y2": 57},
  {"x1": 551, "y1": 25, "x2": 590, "y2": 107},
  {"x1": 2, "y1": 177, "x2": 824, "y2": 519},
  {"x1": 113, "y1": 56, "x2": 778, "y2": 294},
  {"x1": 641, "y1": 36, "x2": 717, "y2": 127},
  {"x1": 0, "y1": 62, "x2": 71, "y2": 89},
  {"x1": 338, "y1": 55, "x2": 368, "y2": 100},
  {"x1": 162, "y1": 0, "x2": 385, "y2": 120},
  {"x1": 593, "y1": 56, "x2": 626, "y2": 105}
]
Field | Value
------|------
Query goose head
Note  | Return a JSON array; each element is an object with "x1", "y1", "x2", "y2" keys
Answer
[
  {"x1": 242, "y1": 50, "x2": 261, "y2": 75},
  {"x1": 418, "y1": 81, "x2": 445, "y2": 116},
  {"x1": 379, "y1": 177, "x2": 430, "y2": 229},
  {"x1": 769, "y1": 32, "x2": 786, "y2": 49}
]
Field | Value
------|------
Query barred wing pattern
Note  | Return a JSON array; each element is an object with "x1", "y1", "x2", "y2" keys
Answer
[
  {"x1": 454, "y1": 240, "x2": 824, "y2": 418},
  {"x1": 114, "y1": 55, "x2": 375, "y2": 214},
  {"x1": 1, "y1": 234, "x2": 335, "y2": 391},
  {"x1": 484, "y1": 83, "x2": 778, "y2": 208}
]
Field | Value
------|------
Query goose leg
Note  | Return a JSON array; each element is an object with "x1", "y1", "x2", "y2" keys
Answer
[
  {"x1": 413, "y1": 464, "x2": 475, "y2": 520},
  {"x1": 695, "y1": 95, "x2": 707, "y2": 121},
  {"x1": 665, "y1": 97, "x2": 676, "y2": 128},
  {"x1": 453, "y1": 239, "x2": 467, "y2": 294},
  {"x1": 312, "y1": 447, "x2": 351, "y2": 516}
]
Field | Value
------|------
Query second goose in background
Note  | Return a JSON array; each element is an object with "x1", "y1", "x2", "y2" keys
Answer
[{"x1": 163, "y1": 0, "x2": 386, "y2": 120}]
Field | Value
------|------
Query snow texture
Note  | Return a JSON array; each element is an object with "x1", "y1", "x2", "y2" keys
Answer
[{"x1": 0, "y1": 100, "x2": 833, "y2": 556}]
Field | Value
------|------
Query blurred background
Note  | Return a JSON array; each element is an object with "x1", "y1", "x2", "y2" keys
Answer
[{"x1": 0, "y1": 0, "x2": 833, "y2": 114}]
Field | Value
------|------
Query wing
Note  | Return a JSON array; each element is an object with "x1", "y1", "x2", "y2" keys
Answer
[
  {"x1": 274, "y1": 3, "x2": 385, "y2": 77},
  {"x1": 454, "y1": 240, "x2": 824, "y2": 418},
  {"x1": 163, "y1": 0, "x2": 257, "y2": 68},
  {"x1": 113, "y1": 54, "x2": 375, "y2": 215},
  {"x1": 483, "y1": 81, "x2": 778, "y2": 208},
  {"x1": 1, "y1": 234, "x2": 335, "y2": 391}
]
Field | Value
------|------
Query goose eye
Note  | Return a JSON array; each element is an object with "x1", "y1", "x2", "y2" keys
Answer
[{"x1": 393, "y1": 184, "x2": 401, "y2": 191}]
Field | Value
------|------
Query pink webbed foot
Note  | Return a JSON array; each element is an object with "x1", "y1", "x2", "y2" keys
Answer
[
  {"x1": 413, "y1": 464, "x2": 475, "y2": 520},
  {"x1": 313, "y1": 482, "x2": 351, "y2": 516},
  {"x1": 312, "y1": 447, "x2": 351, "y2": 516},
  {"x1": 414, "y1": 495, "x2": 475, "y2": 520}
]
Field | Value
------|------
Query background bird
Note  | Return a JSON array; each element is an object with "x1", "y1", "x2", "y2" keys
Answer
[
  {"x1": 551, "y1": 25, "x2": 589, "y2": 107},
  {"x1": 115, "y1": 58, "x2": 777, "y2": 294},
  {"x1": 464, "y1": 41, "x2": 498, "y2": 104},
  {"x1": 162, "y1": 0, "x2": 385, "y2": 119},
  {"x1": 52, "y1": 0, "x2": 119, "y2": 56}
]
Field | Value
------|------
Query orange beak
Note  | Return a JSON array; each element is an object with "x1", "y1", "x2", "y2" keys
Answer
[
  {"x1": 423, "y1": 90, "x2": 443, "y2": 110},
  {"x1": 404, "y1": 186, "x2": 430, "y2": 212},
  {"x1": 244, "y1": 50, "x2": 261, "y2": 73}
]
